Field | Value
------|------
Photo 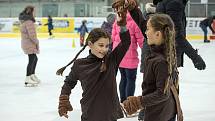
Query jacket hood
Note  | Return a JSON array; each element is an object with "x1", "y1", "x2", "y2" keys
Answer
[{"x1": 19, "y1": 12, "x2": 35, "y2": 23}]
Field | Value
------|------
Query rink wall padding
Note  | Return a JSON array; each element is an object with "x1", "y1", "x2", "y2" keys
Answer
[
  {"x1": 0, "y1": 33, "x2": 80, "y2": 38},
  {"x1": 0, "y1": 33, "x2": 212, "y2": 41},
  {"x1": 0, "y1": 17, "x2": 215, "y2": 40}
]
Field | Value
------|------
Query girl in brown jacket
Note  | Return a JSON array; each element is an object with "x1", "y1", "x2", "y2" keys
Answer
[
  {"x1": 122, "y1": 14, "x2": 183, "y2": 121},
  {"x1": 19, "y1": 6, "x2": 41, "y2": 86},
  {"x1": 56, "y1": 9, "x2": 130, "y2": 121}
]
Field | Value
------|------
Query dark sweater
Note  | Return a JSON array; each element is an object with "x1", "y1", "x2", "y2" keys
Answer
[{"x1": 60, "y1": 31, "x2": 131, "y2": 121}]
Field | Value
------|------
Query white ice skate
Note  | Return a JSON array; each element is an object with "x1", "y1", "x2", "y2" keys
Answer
[
  {"x1": 30, "y1": 74, "x2": 41, "y2": 84},
  {"x1": 48, "y1": 35, "x2": 55, "y2": 39},
  {"x1": 24, "y1": 76, "x2": 38, "y2": 87}
]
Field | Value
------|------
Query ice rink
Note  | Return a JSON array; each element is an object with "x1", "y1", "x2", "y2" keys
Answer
[{"x1": 0, "y1": 38, "x2": 215, "y2": 121}]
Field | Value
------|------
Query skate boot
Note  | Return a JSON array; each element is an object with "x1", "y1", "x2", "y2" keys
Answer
[
  {"x1": 48, "y1": 35, "x2": 55, "y2": 39},
  {"x1": 204, "y1": 39, "x2": 210, "y2": 43},
  {"x1": 24, "y1": 76, "x2": 38, "y2": 87},
  {"x1": 30, "y1": 74, "x2": 41, "y2": 84}
]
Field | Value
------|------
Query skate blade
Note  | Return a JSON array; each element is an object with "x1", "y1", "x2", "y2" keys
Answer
[{"x1": 24, "y1": 82, "x2": 38, "y2": 87}]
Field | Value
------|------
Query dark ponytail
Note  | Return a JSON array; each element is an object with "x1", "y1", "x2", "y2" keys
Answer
[
  {"x1": 56, "y1": 28, "x2": 110, "y2": 76},
  {"x1": 56, "y1": 44, "x2": 87, "y2": 76}
]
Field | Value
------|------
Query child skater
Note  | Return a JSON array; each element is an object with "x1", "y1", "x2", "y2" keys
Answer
[
  {"x1": 78, "y1": 20, "x2": 88, "y2": 47},
  {"x1": 44, "y1": 15, "x2": 54, "y2": 39},
  {"x1": 122, "y1": 14, "x2": 183, "y2": 121},
  {"x1": 56, "y1": 7, "x2": 130, "y2": 121}
]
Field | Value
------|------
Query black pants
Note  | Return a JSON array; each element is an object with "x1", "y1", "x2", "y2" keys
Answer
[
  {"x1": 48, "y1": 29, "x2": 52, "y2": 36},
  {"x1": 26, "y1": 54, "x2": 38, "y2": 76}
]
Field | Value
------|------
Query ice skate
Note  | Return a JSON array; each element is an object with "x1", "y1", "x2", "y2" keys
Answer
[
  {"x1": 48, "y1": 35, "x2": 55, "y2": 39},
  {"x1": 30, "y1": 74, "x2": 41, "y2": 84},
  {"x1": 24, "y1": 76, "x2": 38, "y2": 87},
  {"x1": 204, "y1": 39, "x2": 210, "y2": 43}
]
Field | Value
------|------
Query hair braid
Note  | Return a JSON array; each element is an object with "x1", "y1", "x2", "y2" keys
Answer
[
  {"x1": 56, "y1": 44, "x2": 87, "y2": 76},
  {"x1": 163, "y1": 26, "x2": 178, "y2": 93}
]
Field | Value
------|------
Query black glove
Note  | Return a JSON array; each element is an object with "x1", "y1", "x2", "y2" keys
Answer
[{"x1": 192, "y1": 51, "x2": 206, "y2": 70}]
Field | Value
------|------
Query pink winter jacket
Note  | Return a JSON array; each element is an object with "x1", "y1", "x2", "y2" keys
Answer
[
  {"x1": 112, "y1": 12, "x2": 144, "y2": 69},
  {"x1": 20, "y1": 20, "x2": 39, "y2": 54}
]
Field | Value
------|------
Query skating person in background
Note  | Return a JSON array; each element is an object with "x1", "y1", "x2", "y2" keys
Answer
[
  {"x1": 101, "y1": 13, "x2": 116, "y2": 36},
  {"x1": 154, "y1": 0, "x2": 206, "y2": 70},
  {"x1": 56, "y1": 6, "x2": 130, "y2": 120},
  {"x1": 122, "y1": 13, "x2": 183, "y2": 121},
  {"x1": 44, "y1": 15, "x2": 54, "y2": 39},
  {"x1": 78, "y1": 20, "x2": 88, "y2": 47},
  {"x1": 101, "y1": 13, "x2": 116, "y2": 52},
  {"x1": 112, "y1": 12, "x2": 143, "y2": 105},
  {"x1": 199, "y1": 16, "x2": 215, "y2": 43},
  {"x1": 126, "y1": 0, "x2": 206, "y2": 71},
  {"x1": 19, "y1": 5, "x2": 41, "y2": 86}
]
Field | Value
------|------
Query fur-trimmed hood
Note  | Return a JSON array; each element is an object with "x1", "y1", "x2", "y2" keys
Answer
[{"x1": 19, "y1": 12, "x2": 35, "y2": 23}]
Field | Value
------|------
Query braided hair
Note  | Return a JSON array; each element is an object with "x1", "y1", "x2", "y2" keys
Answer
[
  {"x1": 149, "y1": 14, "x2": 178, "y2": 93},
  {"x1": 56, "y1": 28, "x2": 111, "y2": 76}
]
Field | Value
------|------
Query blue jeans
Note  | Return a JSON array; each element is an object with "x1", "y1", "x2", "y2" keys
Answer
[
  {"x1": 119, "y1": 68, "x2": 137, "y2": 102},
  {"x1": 200, "y1": 24, "x2": 208, "y2": 40}
]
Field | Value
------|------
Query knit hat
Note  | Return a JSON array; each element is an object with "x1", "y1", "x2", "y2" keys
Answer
[{"x1": 106, "y1": 13, "x2": 116, "y2": 24}]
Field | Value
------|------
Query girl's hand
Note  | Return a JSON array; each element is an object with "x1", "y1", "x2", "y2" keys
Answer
[
  {"x1": 58, "y1": 95, "x2": 73, "y2": 118},
  {"x1": 122, "y1": 96, "x2": 143, "y2": 115}
]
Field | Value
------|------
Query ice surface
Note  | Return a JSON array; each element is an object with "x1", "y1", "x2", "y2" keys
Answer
[{"x1": 0, "y1": 38, "x2": 215, "y2": 121}]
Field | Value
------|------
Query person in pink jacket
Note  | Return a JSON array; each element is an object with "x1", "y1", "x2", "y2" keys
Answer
[
  {"x1": 112, "y1": 11, "x2": 144, "y2": 103},
  {"x1": 19, "y1": 5, "x2": 41, "y2": 86}
]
